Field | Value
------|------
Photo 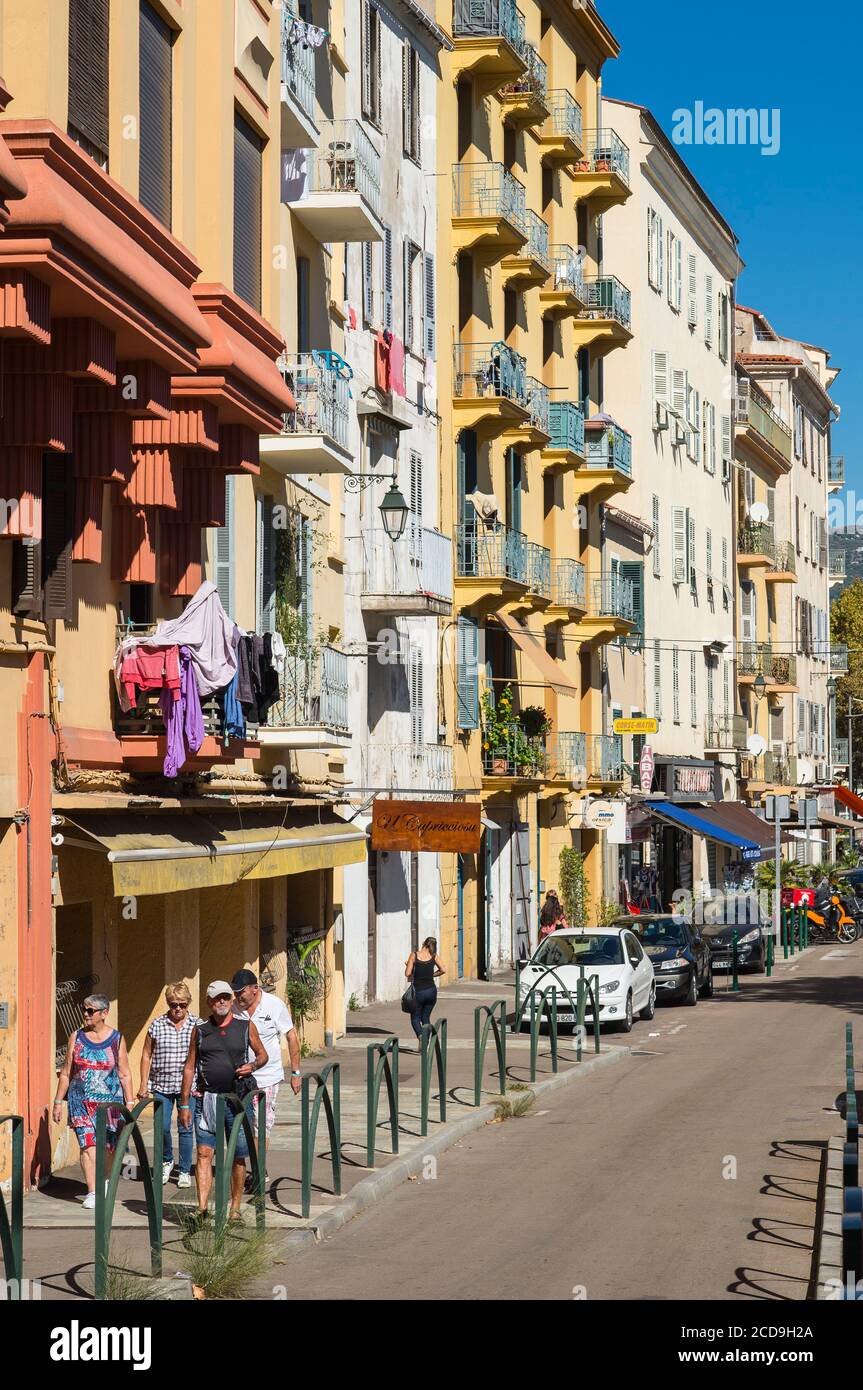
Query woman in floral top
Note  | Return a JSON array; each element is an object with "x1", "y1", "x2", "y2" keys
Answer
[{"x1": 53, "y1": 993, "x2": 134, "y2": 1210}]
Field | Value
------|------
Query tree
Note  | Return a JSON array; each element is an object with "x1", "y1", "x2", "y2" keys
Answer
[{"x1": 831, "y1": 580, "x2": 863, "y2": 790}]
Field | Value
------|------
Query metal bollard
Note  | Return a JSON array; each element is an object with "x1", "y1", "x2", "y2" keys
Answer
[
  {"x1": 843, "y1": 1205, "x2": 863, "y2": 1285},
  {"x1": 731, "y1": 928, "x2": 740, "y2": 993},
  {"x1": 782, "y1": 907, "x2": 789, "y2": 960},
  {"x1": 766, "y1": 919, "x2": 773, "y2": 977}
]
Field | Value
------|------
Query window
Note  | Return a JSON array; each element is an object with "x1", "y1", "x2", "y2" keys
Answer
[
  {"x1": 687, "y1": 253, "x2": 697, "y2": 327},
  {"x1": 382, "y1": 226, "x2": 393, "y2": 331},
  {"x1": 673, "y1": 647, "x2": 680, "y2": 723},
  {"x1": 256, "y1": 494, "x2": 275, "y2": 634},
  {"x1": 457, "y1": 616, "x2": 479, "y2": 729},
  {"x1": 12, "y1": 458, "x2": 75, "y2": 621},
  {"x1": 652, "y1": 350, "x2": 670, "y2": 410},
  {"x1": 690, "y1": 651, "x2": 697, "y2": 727},
  {"x1": 423, "y1": 253, "x2": 435, "y2": 357},
  {"x1": 704, "y1": 274, "x2": 714, "y2": 347},
  {"x1": 718, "y1": 291, "x2": 729, "y2": 362},
  {"x1": 652, "y1": 495, "x2": 660, "y2": 577},
  {"x1": 672, "y1": 506, "x2": 687, "y2": 583},
  {"x1": 234, "y1": 113, "x2": 263, "y2": 311},
  {"x1": 793, "y1": 400, "x2": 803, "y2": 459},
  {"x1": 621, "y1": 561, "x2": 644, "y2": 639},
  {"x1": 706, "y1": 529, "x2": 713, "y2": 581},
  {"x1": 363, "y1": 242, "x2": 374, "y2": 325},
  {"x1": 296, "y1": 256, "x2": 310, "y2": 352},
  {"x1": 139, "y1": 1, "x2": 173, "y2": 227},
  {"x1": 402, "y1": 41, "x2": 421, "y2": 163},
  {"x1": 362, "y1": 0, "x2": 382, "y2": 127},
  {"x1": 403, "y1": 240, "x2": 421, "y2": 352},
  {"x1": 215, "y1": 475, "x2": 235, "y2": 618},
  {"x1": 68, "y1": 0, "x2": 110, "y2": 166},
  {"x1": 409, "y1": 643, "x2": 424, "y2": 745},
  {"x1": 654, "y1": 640, "x2": 662, "y2": 719}
]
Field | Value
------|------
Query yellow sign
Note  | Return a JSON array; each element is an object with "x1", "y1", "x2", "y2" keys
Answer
[{"x1": 613, "y1": 717, "x2": 659, "y2": 735}]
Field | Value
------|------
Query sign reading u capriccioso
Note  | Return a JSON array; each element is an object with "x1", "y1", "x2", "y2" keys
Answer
[{"x1": 371, "y1": 799, "x2": 482, "y2": 854}]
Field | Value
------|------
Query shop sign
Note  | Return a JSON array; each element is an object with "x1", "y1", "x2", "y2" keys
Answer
[
  {"x1": 583, "y1": 799, "x2": 618, "y2": 830},
  {"x1": 371, "y1": 799, "x2": 482, "y2": 853},
  {"x1": 639, "y1": 745, "x2": 655, "y2": 793},
  {"x1": 614, "y1": 717, "x2": 659, "y2": 736}
]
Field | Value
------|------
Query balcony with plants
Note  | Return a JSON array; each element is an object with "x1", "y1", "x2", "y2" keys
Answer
[
  {"x1": 284, "y1": 119, "x2": 383, "y2": 243},
  {"x1": 280, "y1": 2, "x2": 320, "y2": 148},
  {"x1": 480, "y1": 683, "x2": 550, "y2": 782},
  {"x1": 572, "y1": 129, "x2": 631, "y2": 211},
  {"x1": 542, "y1": 400, "x2": 585, "y2": 471},
  {"x1": 574, "y1": 274, "x2": 633, "y2": 352},
  {"x1": 498, "y1": 42, "x2": 549, "y2": 128},
  {"x1": 733, "y1": 379, "x2": 792, "y2": 470},
  {"x1": 736, "y1": 521, "x2": 796, "y2": 582},
  {"x1": 260, "y1": 351, "x2": 354, "y2": 475},
  {"x1": 452, "y1": 162, "x2": 528, "y2": 256},
  {"x1": 540, "y1": 245, "x2": 586, "y2": 318},
  {"x1": 538, "y1": 90, "x2": 583, "y2": 164},
  {"x1": 501, "y1": 208, "x2": 551, "y2": 288},
  {"x1": 452, "y1": 340, "x2": 530, "y2": 436},
  {"x1": 451, "y1": 0, "x2": 527, "y2": 86}
]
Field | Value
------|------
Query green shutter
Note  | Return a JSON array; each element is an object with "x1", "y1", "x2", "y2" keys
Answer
[
  {"x1": 620, "y1": 561, "x2": 644, "y2": 636},
  {"x1": 457, "y1": 615, "x2": 479, "y2": 730}
]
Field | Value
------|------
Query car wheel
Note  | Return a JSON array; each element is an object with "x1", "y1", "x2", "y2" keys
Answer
[
  {"x1": 684, "y1": 969, "x2": 698, "y2": 1006},
  {"x1": 617, "y1": 991, "x2": 634, "y2": 1033},
  {"x1": 698, "y1": 965, "x2": 714, "y2": 998},
  {"x1": 640, "y1": 983, "x2": 656, "y2": 1020}
]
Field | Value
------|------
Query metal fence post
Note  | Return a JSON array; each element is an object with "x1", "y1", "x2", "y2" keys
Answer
[
  {"x1": 301, "y1": 1064, "x2": 342, "y2": 1219},
  {"x1": 420, "y1": 1019, "x2": 447, "y2": 1136},
  {"x1": 0, "y1": 1115, "x2": 23, "y2": 1298},
  {"x1": 731, "y1": 928, "x2": 740, "y2": 993},
  {"x1": 366, "y1": 1038, "x2": 399, "y2": 1167},
  {"x1": 473, "y1": 1002, "x2": 507, "y2": 1105},
  {"x1": 766, "y1": 918, "x2": 774, "y2": 977},
  {"x1": 94, "y1": 1097, "x2": 163, "y2": 1301}
]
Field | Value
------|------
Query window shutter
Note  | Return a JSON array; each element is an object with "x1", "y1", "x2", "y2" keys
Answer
[
  {"x1": 43, "y1": 458, "x2": 75, "y2": 620},
  {"x1": 409, "y1": 642, "x2": 424, "y2": 746},
  {"x1": 706, "y1": 528, "x2": 713, "y2": 579},
  {"x1": 709, "y1": 404, "x2": 717, "y2": 473},
  {"x1": 722, "y1": 535, "x2": 728, "y2": 583},
  {"x1": 12, "y1": 540, "x2": 43, "y2": 618},
  {"x1": 620, "y1": 561, "x2": 643, "y2": 636},
  {"x1": 675, "y1": 237, "x2": 683, "y2": 311},
  {"x1": 68, "y1": 0, "x2": 110, "y2": 162},
  {"x1": 363, "y1": 241, "x2": 374, "y2": 324},
  {"x1": 672, "y1": 367, "x2": 688, "y2": 419},
  {"x1": 234, "y1": 113, "x2": 262, "y2": 311},
  {"x1": 423, "y1": 252, "x2": 435, "y2": 357},
  {"x1": 653, "y1": 640, "x2": 662, "y2": 719},
  {"x1": 690, "y1": 651, "x2": 697, "y2": 727},
  {"x1": 646, "y1": 208, "x2": 655, "y2": 287},
  {"x1": 256, "y1": 494, "x2": 275, "y2": 634},
  {"x1": 403, "y1": 239, "x2": 413, "y2": 348},
  {"x1": 721, "y1": 412, "x2": 731, "y2": 465},
  {"x1": 409, "y1": 448, "x2": 423, "y2": 566},
  {"x1": 688, "y1": 512, "x2": 696, "y2": 586},
  {"x1": 139, "y1": 0, "x2": 173, "y2": 228},
  {"x1": 456, "y1": 615, "x2": 479, "y2": 730},
  {"x1": 656, "y1": 216, "x2": 664, "y2": 296},
  {"x1": 687, "y1": 253, "x2": 697, "y2": 326},
  {"x1": 741, "y1": 580, "x2": 755, "y2": 642},
  {"x1": 402, "y1": 41, "x2": 411, "y2": 157},
  {"x1": 383, "y1": 226, "x2": 393, "y2": 331},
  {"x1": 672, "y1": 506, "x2": 687, "y2": 582},
  {"x1": 652, "y1": 494, "x2": 660, "y2": 577},
  {"x1": 704, "y1": 273, "x2": 714, "y2": 346},
  {"x1": 652, "y1": 349, "x2": 669, "y2": 407},
  {"x1": 362, "y1": 0, "x2": 372, "y2": 118},
  {"x1": 673, "y1": 647, "x2": 680, "y2": 723},
  {"x1": 215, "y1": 474, "x2": 235, "y2": 617},
  {"x1": 666, "y1": 230, "x2": 674, "y2": 303}
]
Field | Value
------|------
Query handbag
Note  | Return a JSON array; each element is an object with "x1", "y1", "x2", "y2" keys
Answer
[{"x1": 401, "y1": 964, "x2": 417, "y2": 1013}]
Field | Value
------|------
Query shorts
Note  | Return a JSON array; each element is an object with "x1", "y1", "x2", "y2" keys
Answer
[{"x1": 194, "y1": 1096, "x2": 250, "y2": 1161}]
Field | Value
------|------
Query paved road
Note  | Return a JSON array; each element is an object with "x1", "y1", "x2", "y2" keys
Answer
[{"x1": 277, "y1": 944, "x2": 861, "y2": 1301}]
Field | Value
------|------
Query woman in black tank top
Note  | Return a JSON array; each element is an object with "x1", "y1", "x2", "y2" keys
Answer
[{"x1": 405, "y1": 937, "x2": 445, "y2": 1041}]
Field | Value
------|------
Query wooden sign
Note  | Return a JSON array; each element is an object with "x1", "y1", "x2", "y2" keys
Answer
[{"x1": 371, "y1": 799, "x2": 482, "y2": 854}]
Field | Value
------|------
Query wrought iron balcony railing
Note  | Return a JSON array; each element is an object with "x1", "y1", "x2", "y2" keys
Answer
[
  {"x1": 369, "y1": 742, "x2": 455, "y2": 794},
  {"x1": 520, "y1": 208, "x2": 551, "y2": 271},
  {"x1": 829, "y1": 456, "x2": 845, "y2": 487},
  {"x1": 830, "y1": 643, "x2": 849, "y2": 673},
  {"x1": 541, "y1": 90, "x2": 583, "y2": 148},
  {"x1": 452, "y1": 0, "x2": 525, "y2": 50},
  {"x1": 580, "y1": 274, "x2": 632, "y2": 329},
  {"x1": 524, "y1": 376, "x2": 550, "y2": 434},
  {"x1": 741, "y1": 749, "x2": 795, "y2": 786},
  {"x1": 306, "y1": 120, "x2": 382, "y2": 219},
  {"x1": 526, "y1": 541, "x2": 551, "y2": 598},
  {"x1": 589, "y1": 574, "x2": 634, "y2": 622},
  {"x1": 499, "y1": 41, "x2": 547, "y2": 103},
  {"x1": 830, "y1": 551, "x2": 847, "y2": 579},
  {"x1": 453, "y1": 340, "x2": 528, "y2": 408},
  {"x1": 737, "y1": 520, "x2": 775, "y2": 556},
  {"x1": 279, "y1": 351, "x2": 351, "y2": 451},
  {"x1": 833, "y1": 738, "x2": 850, "y2": 766},
  {"x1": 704, "y1": 713, "x2": 748, "y2": 751},
  {"x1": 734, "y1": 379, "x2": 792, "y2": 463},
  {"x1": 552, "y1": 557, "x2": 586, "y2": 609},
  {"x1": 452, "y1": 161, "x2": 528, "y2": 234},
  {"x1": 579, "y1": 129, "x2": 630, "y2": 186},
  {"x1": 548, "y1": 731, "x2": 587, "y2": 785},
  {"x1": 360, "y1": 526, "x2": 453, "y2": 604},
  {"x1": 548, "y1": 244, "x2": 584, "y2": 300},
  {"x1": 737, "y1": 643, "x2": 797, "y2": 686},
  {"x1": 456, "y1": 521, "x2": 528, "y2": 584},
  {"x1": 587, "y1": 733, "x2": 624, "y2": 782},
  {"x1": 584, "y1": 419, "x2": 632, "y2": 476},
  {"x1": 266, "y1": 645, "x2": 349, "y2": 733},
  {"x1": 547, "y1": 400, "x2": 585, "y2": 456},
  {"x1": 281, "y1": 3, "x2": 317, "y2": 122}
]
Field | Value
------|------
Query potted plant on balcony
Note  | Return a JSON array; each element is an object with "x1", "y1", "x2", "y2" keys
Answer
[
  {"x1": 517, "y1": 705, "x2": 552, "y2": 739},
  {"x1": 481, "y1": 684, "x2": 516, "y2": 775}
]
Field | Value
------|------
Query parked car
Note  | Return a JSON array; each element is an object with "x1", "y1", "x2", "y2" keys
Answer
[
  {"x1": 614, "y1": 914, "x2": 713, "y2": 1005},
  {"x1": 518, "y1": 927, "x2": 655, "y2": 1033},
  {"x1": 699, "y1": 902, "x2": 767, "y2": 973}
]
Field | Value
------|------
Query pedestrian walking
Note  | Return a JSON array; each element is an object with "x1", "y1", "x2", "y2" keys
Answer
[
  {"x1": 539, "y1": 889, "x2": 567, "y2": 939},
  {"x1": 179, "y1": 981, "x2": 267, "y2": 1224},
  {"x1": 232, "y1": 969, "x2": 300, "y2": 1190},
  {"x1": 138, "y1": 982, "x2": 202, "y2": 1189},
  {"x1": 52, "y1": 994, "x2": 134, "y2": 1210},
  {"x1": 404, "y1": 937, "x2": 446, "y2": 1041}
]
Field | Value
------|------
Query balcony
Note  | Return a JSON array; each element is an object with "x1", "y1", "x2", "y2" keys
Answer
[
  {"x1": 451, "y1": 0, "x2": 527, "y2": 87},
  {"x1": 539, "y1": 245, "x2": 586, "y2": 318},
  {"x1": 498, "y1": 43, "x2": 549, "y2": 128},
  {"x1": 452, "y1": 340, "x2": 530, "y2": 437},
  {"x1": 257, "y1": 646, "x2": 350, "y2": 750},
  {"x1": 578, "y1": 416, "x2": 633, "y2": 499},
  {"x1": 542, "y1": 400, "x2": 585, "y2": 471},
  {"x1": 586, "y1": 733, "x2": 624, "y2": 787},
  {"x1": 704, "y1": 713, "x2": 748, "y2": 753},
  {"x1": 504, "y1": 376, "x2": 550, "y2": 448},
  {"x1": 539, "y1": 90, "x2": 583, "y2": 164},
  {"x1": 359, "y1": 525, "x2": 453, "y2": 618},
  {"x1": 737, "y1": 643, "x2": 798, "y2": 692},
  {"x1": 574, "y1": 274, "x2": 633, "y2": 353},
  {"x1": 830, "y1": 644, "x2": 849, "y2": 674},
  {"x1": 547, "y1": 557, "x2": 587, "y2": 620},
  {"x1": 112, "y1": 677, "x2": 259, "y2": 771},
  {"x1": 739, "y1": 748, "x2": 796, "y2": 789},
  {"x1": 501, "y1": 208, "x2": 551, "y2": 287},
  {"x1": 830, "y1": 550, "x2": 847, "y2": 583},
  {"x1": 765, "y1": 540, "x2": 796, "y2": 583},
  {"x1": 480, "y1": 683, "x2": 547, "y2": 783},
  {"x1": 734, "y1": 380, "x2": 792, "y2": 471},
  {"x1": 285, "y1": 119, "x2": 383, "y2": 242},
  {"x1": 259, "y1": 351, "x2": 353, "y2": 475},
  {"x1": 736, "y1": 522, "x2": 796, "y2": 582},
  {"x1": 525, "y1": 540, "x2": 551, "y2": 606},
  {"x1": 367, "y1": 742, "x2": 455, "y2": 796},
  {"x1": 572, "y1": 129, "x2": 631, "y2": 212},
  {"x1": 455, "y1": 520, "x2": 528, "y2": 611},
  {"x1": 452, "y1": 162, "x2": 528, "y2": 256},
  {"x1": 547, "y1": 731, "x2": 588, "y2": 787},
  {"x1": 833, "y1": 738, "x2": 850, "y2": 768},
  {"x1": 829, "y1": 456, "x2": 845, "y2": 492},
  {"x1": 280, "y1": 3, "x2": 319, "y2": 148},
  {"x1": 572, "y1": 573, "x2": 634, "y2": 645}
]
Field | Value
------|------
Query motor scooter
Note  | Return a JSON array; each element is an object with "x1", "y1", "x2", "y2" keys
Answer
[{"x1": 806, "y1": 890, "x2": 859, "y2": 944}]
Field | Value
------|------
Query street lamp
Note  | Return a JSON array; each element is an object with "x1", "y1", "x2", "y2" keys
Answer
[
  {"x1": 344, "y1": 471, "x2": 409, "y2": 541},
  {"x1": 753, "y1": 673, "x2": 767, "y2": 701}
]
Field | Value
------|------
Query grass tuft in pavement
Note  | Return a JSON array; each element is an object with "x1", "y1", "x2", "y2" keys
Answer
[
  {"x1": 493, "y1": 1091, "x2": 536, "y2": 1121},
  {"x1": 178, "y1": 1217, "x2": 276, "y2": 1300}
]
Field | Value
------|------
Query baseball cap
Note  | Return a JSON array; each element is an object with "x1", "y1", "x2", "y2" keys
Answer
[
  {"x1": 231, "y1": 969, "x2": 258, "y2": 990},
  {"x1": 206, "y1": 979, "x2": 234, "y2": 999}
]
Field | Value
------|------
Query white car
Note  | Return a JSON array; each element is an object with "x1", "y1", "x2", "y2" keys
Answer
[{"x1": 518, "y1": 927, "x2": 656, "y2": 1033}]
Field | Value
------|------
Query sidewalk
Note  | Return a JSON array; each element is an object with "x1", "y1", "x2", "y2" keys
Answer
[{"x1": 21, "y1": 973, "x2": 629, "y2": 1295}]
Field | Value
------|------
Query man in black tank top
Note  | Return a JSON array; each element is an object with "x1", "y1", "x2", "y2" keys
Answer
[{"x1": 180, "y1": 980, "x2": 267, "y2": 1222}]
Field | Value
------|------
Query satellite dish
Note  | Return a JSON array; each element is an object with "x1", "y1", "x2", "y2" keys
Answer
[
  {"x1": 749, "y1": 501, "x2": 770, "y2": 524},
  {"x1": 797, "y1": 759, "x2": 814, "y2": 785},
  {"x1": 467, "y1": 492, "x2": 500, "y2": 527},
  {"x1": 746, "y1": 734, "x2": 767, "y2": 756}
]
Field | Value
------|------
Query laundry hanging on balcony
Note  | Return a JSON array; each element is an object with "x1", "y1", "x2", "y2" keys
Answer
[
  {"x1": 114, "y1": 580, "x2": 238, "y2": 697},
  {"x1": 162, "y1": 647, "x2": 205, "y2": 777},
  {"x1": 284, "y1": 18, "x2": 328, "y2": 47}
]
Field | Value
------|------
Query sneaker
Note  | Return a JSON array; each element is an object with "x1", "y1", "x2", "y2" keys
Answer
[
  {"x1": 162, "y1": 1161, "x2": 174, "y2": 1185},
  {"x1": 82, "y1": 1191, "x2": 96, "y2": 1210},
  {"x1": 177, "y1": 1171, "x2": 192, "y2": 1189}
]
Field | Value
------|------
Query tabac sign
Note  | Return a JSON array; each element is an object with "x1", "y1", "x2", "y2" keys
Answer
[{"x1": 371, "y1": 799, "x2": 482, "y2": 854}]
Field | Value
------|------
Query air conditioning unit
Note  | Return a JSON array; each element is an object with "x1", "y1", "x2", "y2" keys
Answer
[
  {"x1": 721, "y1": 458, "x2": 732, "y2": 484},
  {"x1": 654, "y1": 402, "x2": 669, "y2": 431},
  {"x1": 815, "y1": 761, "x2": 828, "y2": 782}
]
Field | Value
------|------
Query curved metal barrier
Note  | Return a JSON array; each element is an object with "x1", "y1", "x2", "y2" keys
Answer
[
  {"x1": 0, "y1": 1114, "x2": 23, "y2": 1298},
  {"x1": 94, "y1": 1097, "x2": 164, "y2": 1301},
  {"x1": 513, "y1": 964, "x2": 580, "y2": 1032},
  {"x1": 366, "y1": 1037, "x2": 399, "y2": 1167},
  {"x1": 474, "y1": 1001, "x2": 507, "y2": 1105},
  {"x1": 528, "y1": 986, "x2": 559, "y2": 1080},
  {"x1": 576, "y1": 968, "x2": 601, "y2": 1060},
  {"x1": 214, "y1": 1090, "x2": 267, "y2": 1235},
  {"x1": 301, "y1": 1063, "x2": 341, "y2": 1219},
  {"x1": 420, "y1": 1018, "x2": 448, "y2": 1136}
]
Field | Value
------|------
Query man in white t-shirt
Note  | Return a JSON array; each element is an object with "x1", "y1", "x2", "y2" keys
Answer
[{"x1": 231, "y1": 969, "x2": 301, "y2": 1148}]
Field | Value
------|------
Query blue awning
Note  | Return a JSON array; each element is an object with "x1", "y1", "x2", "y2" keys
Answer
[{"x1": 646, "y1": 800, "x2": 762, "y2": 862}]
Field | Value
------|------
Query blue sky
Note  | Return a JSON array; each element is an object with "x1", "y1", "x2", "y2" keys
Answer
[{"x1": 603, "y1": 0, "x2": 862, "y2": 509}]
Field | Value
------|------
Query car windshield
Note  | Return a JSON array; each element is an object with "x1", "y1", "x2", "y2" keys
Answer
[
  {"x1": 532, "y1": 934, "x2": 624, "y2": 968},
  {"x1": 631, "y1": 918, "x2": 687, "y2": 948}
]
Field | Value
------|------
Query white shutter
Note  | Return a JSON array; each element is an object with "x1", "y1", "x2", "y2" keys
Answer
[
  {"x1": 423, "y1": 252, "x2": 435, "y2": 358},
  {"x1": 383, "y1": 226, "x2": 393, "y2": 331},
  {"x1": 652, "y1": 494, "x2": 661, "y2": 577},
  {"x1": 363, "y1": 241, "x2": 374, "y2": 324},
  {"x1": 647, "y1": 207, "x2": 655, "y2": 287},
  {"x1": 722, "y1": 535, "x2": 728, "y2": 582},
  {"x1": 687, "y1": 252, "x2": 697, "y2": 326},
  {"x1": 652, "y1": 349, "x2": 670, "y2": 407},
  {"x1": 403, "y1": 239, "x2": 413, "y2": 349},
  {"x1": 741, "y1": 580, "x2": 755, "y2": 642},
  {"x1": 672, "y1": 367, "x2": 688, "y2": 419},
  {"x1": 409, "y1": 448, "x2": 423, "y2": 566},
  {"x1": 666, "y1": 230, "x2": 674, "y2": 303},
  {"x1": 656, "y1": 215, "x2": 664, "y2": 296},
  {"x1": 402, "y1": 41, "x2": 411, "y2": 157},
  {"x1": 709, "y1": 403, "x2": 717, "y2": 473},
  {"x1": 673, "y1": 647, "x2": 680, "y2": 723},
  {"x1": 410, "y1": 643, "x2": 424, "y2": 746},
  {"x1": 215, "y1": 474, "x2": 235, "y2": 617},
  {"x1": 706, "y1": 528, "x2": 713, "y2": 579},
  {"x1": 654, "y1": 640, "x2": 662, "y2": 719},
  {"x1": 672, "y1": 505, "x2": 687, "y2": 582},
  {"x1": 721, "y1": 412, "x2": 732, "y2": 464},
  {"x1": 688, "y1": 512, "x2": 696, "y2": 586},
  {"x1": 675, "y1": 237, "x2": 683, "y2": 311},
  {"x1": 690, "y1": 651, "x2": 697, "y2": 727},
  {"x1": 704, "y1": 273, "x2": 714, "y2": 346}
]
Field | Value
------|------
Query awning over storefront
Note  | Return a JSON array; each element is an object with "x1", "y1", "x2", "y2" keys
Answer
[
  {"x1": 645, "y1": 800, "x2": 763, "y2": 861},
  {"x1": 494, "y1": 612, "x2": 578, "y2": 698},
  {"x1": 835, "y1": 785, "x2": 863, "y2": 819},
  {"x1": 694, "y1": 801, "x2": 791, "y2": 856},
  {"x1": 817, "y1": 810, "x2": 863, "y2": 837},
  {"x1": 62, "y1": 810, "x2": 366, "y2": 897}
]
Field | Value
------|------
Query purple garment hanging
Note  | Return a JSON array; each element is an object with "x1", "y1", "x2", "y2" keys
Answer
[{"x1": 161, "y1": 646, "x2": 206, "y2": 777}]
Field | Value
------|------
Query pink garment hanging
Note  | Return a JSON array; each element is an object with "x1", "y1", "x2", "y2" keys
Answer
[{"x1": 389, "y1": 337, "x2": 406, "y2": 397}]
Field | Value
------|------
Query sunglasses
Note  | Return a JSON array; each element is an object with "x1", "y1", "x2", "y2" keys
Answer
[
  {"x1": 210, "y1": 994, "x2": 232, "y2": 1003},
  {"x1": 82, "y1": 1007, "x2": 103, "y2": 1016},
  {"x1": 167, "y1": 1001, "x2": 189, "y2": 1009}
]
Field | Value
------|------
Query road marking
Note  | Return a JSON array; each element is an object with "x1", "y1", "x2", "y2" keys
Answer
[
  {"x1": 822, "y1": 950, "x2": 851, "y2": 959},
  {"x1": 648, "y1": 1032, "x2": 661, "y2": 1037},
  {"x1": 668, "y1": 1024, "x2": 688, "y2": 1035}
]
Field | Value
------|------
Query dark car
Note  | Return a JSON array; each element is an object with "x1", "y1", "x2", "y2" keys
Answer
[
  {"x1": 699, "y1": 903, "x2": 767, "y2": 973},
  {"x1": 611, "y1": 915, "x2": 712, "y2": 1005}
]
